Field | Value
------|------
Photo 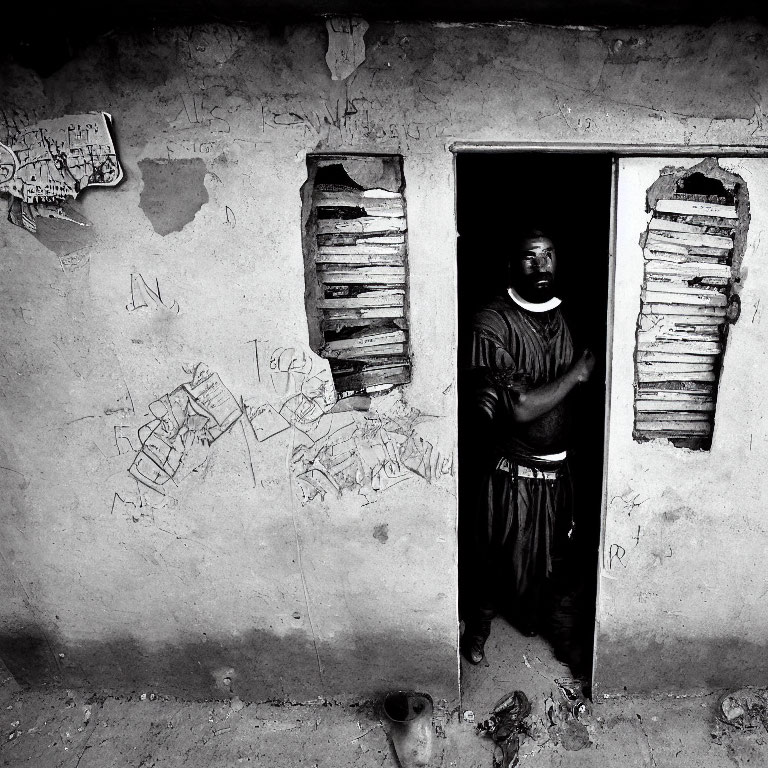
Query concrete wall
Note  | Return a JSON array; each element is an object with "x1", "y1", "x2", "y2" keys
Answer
[
  {"x1": 1, "y1": 19, "x2": 767, "y2": 701},
  {"x1": 594, "y1": 157, "x2": 768, "y2": 695}
]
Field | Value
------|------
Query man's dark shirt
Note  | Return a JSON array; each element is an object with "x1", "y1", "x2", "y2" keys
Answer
[{"x1": 470, "y1": 292, "x2": 574, "y2": 461}]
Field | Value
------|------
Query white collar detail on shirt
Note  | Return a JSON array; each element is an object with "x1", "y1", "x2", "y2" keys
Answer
[{"x1": 507, "y1": 286, "x2": 562, "y2": 313}]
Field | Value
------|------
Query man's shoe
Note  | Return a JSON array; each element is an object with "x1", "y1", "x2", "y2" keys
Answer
[
  {"x1": 517, "y1": 621, "x2": 538, "y2": 638},
  {"x1": 462, "y1": 633, "x2": 486, "y2": 665},
  {"x1": 506, "y1": 612, "x2": 539, "y2": 638}
]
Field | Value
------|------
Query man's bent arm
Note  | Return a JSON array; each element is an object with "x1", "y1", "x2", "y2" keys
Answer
[{"x1": 508, "y1": 349, "x2": 595, "y2": 424}]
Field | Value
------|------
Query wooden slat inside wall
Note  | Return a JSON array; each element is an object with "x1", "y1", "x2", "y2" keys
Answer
[
  {"x1": 634, "y1": 193, "x2": 737, "y2": 446},
  {"x1": 311, "y1": 170, "x2": 411, "y2": 394}
]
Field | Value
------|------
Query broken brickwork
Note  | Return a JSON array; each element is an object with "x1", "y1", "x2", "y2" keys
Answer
[
  {"x1": 633, "y1": 159, "x2": 749, "y2": 449},
  {"x1": 302, "y1": 154, "x2": 411, "y2": 395}
]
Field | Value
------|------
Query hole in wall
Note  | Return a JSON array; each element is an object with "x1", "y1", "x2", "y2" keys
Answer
[
  {"x1": 301, "y1": 154, "x2": 411, "y2": 397},
  {"x1": 676, "y1": 172, "x2": 734, "y2": 203},
  {"x1": 633, "y1": 158, "x2": 750, "y2": 450}
]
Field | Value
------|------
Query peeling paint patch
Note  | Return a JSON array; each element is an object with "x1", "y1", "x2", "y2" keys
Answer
[
  {"x1": 32, "y1": 211, "x2": 96, "y2": 257},
  {"x1": 0, "y1": 111, "x2": 122, "y2": 233},
  {"x1": 325, "y1": 17, "x2": 368, "y2": 81},
  {"x1": 138, "y1": 158, "x2": 208, "y2": 236}
]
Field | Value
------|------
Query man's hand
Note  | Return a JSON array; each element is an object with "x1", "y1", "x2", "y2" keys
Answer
[
  {"x1": 503, "y1": 347, "x2": 595, "y2": 423},
  {"x1": 572, "y1": 349, "x2": 596, "y2": 384}
]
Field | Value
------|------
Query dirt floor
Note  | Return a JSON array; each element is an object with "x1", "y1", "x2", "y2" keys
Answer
[{"x1": 2, "y1": 632, "x2": 767, "y2": 768}]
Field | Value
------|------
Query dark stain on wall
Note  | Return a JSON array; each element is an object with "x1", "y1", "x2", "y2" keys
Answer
[
  {"x1": 594, "y1": 632, "x2": 768, "y2": 695},
  {"x1": 0, "y1": 632, "x2": 58, "y2": 687},
  {"x1": 0, "y1": 629, "x2": 457, "y2": 704},
  {"x1": 372, "y1": 523, "x2": 389, "y2": 543},
  {"x1": 138, "y1": 158, "x2": 208, "y2": 236}
]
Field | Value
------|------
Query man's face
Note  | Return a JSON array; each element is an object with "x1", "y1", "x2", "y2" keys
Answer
[{"x1": 509, "y1": 236, "x2": 557, "y2": 302}]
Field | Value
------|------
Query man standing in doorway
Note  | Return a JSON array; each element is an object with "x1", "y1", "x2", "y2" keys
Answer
[{"x1": 461, "y1": 230, "x2": 595, "y2": 666}]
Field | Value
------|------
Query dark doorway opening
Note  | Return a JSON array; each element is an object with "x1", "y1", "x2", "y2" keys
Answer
[{"x1": 456, "y1": 152, "x2": 612, "y2": 695}]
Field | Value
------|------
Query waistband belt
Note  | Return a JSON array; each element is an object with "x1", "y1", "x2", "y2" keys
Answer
[{"x1": 496, "y1": 457, "x2": 561, "y2": 480}]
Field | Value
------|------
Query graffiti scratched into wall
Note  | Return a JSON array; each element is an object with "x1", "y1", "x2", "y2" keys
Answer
[
  {"x1": 128, "y1": 363, "x2": 242, "y2": 494},
  {"x1": 288, "y1": 389, "x2": 454, "y2": 505},
  {"x1": 248, "y1": 341, "x2": 453, "y2": 505},
  {"x1": 126, "y1": 273, "x2": 180, "y2": 314},
  {"x1": 118, "y1": 341, "x2": 453, "y2": 514}
]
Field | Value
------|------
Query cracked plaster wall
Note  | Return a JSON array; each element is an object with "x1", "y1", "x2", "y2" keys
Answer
[{"x1": 1, "y1": 19, "x2": 768, "y2": 701}]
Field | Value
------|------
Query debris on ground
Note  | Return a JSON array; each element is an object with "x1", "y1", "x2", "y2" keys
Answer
[
  {"x1": 516, "y1": 717, "x2": 550, "y2": 761},
  {"x1": 382, "y1": 691, "x2": 434, "y2": 768},
  {"x1": 432, "y1": 698, "x2": 450, "y2": 738},
  {"x1": 475, "y1": 681, "x2": 595, "y2": 765},
  {"x1": 717, "y1": 688, "x2": 768, "y2": 730},
  {"x1": 476, "y1": 690, "x2": 531, "y2": 768},
  {"x1": 544, "y1": 678, "x2": 592, "y2": 751},
  {"x1": 555, "y1": 678, "x2": 592, "y2": 720},
  {"x1": 558, "y1": 718, "x2": 591, "y2": 750}
]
